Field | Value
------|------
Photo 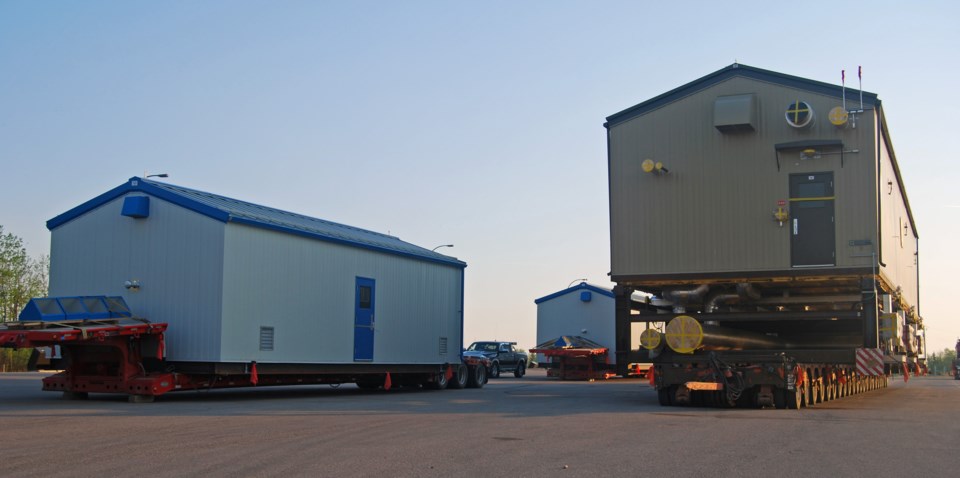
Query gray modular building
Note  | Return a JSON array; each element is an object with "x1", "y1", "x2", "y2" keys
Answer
[
  {"x1": 47, "y1": 177, "x2": 466, "y2": 367},
  {"x1": 606, "y1": 64, "x2": 922, "y2": 366}
]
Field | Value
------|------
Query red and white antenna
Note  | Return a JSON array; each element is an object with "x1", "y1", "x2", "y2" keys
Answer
[
  {"x1": 858, "y1": 65, "x2": 863, "y2": 111},
  {"x1": 842, "y1": 69, "x2": 846, "y2": 111}
]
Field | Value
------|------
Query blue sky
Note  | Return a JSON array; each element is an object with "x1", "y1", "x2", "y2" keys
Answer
[{"x1": 2, "y1": 1, "x2": 958, "y2": 353}]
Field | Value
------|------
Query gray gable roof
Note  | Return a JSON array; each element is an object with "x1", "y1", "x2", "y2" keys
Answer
[
  {"x1": 605, "y1": 63, "x2": 880, "y2": 129},
  {"x1": 48, "y1": 177, "x2": 465, "y2": 268}
]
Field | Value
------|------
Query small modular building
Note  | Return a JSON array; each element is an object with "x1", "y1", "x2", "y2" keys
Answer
[
  {"x1": 534, "y1": 282, "x2": 641, "y2": 365},
  {"x1": 47, "y1": 177, "x2": 466, "y2": 368}
]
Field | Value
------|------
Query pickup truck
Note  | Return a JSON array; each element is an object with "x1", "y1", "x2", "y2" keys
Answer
[{"x1": 463, "y1": 341, "x2": 527, "y2": 378}]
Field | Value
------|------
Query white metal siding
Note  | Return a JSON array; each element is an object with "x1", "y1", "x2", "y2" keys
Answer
[
  {"x1": 49, "y1": 193, "x2": 226, "y2": 361},
  {"x1": 535, "y1": 292, "x2": 641, "y2": 364},
  {"x1": 219, "y1": 223, "x2": 463, "y2": 364},
  {"x1": 878, "y1": 134, "x2": 919, "y2": 308}
]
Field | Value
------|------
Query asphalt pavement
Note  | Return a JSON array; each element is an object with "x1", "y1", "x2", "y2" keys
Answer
[{"x1": 0, "y1": 369, "x2": 956, "y2": 477}]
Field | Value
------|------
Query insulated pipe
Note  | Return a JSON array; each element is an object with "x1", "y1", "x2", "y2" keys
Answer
[
  {"x1": 663, "y1": 284, "x2": 709, "y2": 312},
  {"x1": 736, "y1": 283, "x2": 762, "y2": 300},
  {"x1": 664, "y1": 315, "x2": 787, "y2": 353},
  {"x1": 705, "y1": 292, "x2": 739, "y2": 313},
  {"x1": 663, "y1": 284, "x2": 709, "y2": 302}
]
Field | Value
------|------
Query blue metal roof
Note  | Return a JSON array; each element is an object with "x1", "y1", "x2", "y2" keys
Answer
[
  {"x1": 534, "y1": 282, "x2": 614, "y2": 305},
  {"x1": 605, "y1": 63, "x2": 880, "y2": 128},
  {"x1": 47, "y1": 177, "x2": 466, "y2": 268}
]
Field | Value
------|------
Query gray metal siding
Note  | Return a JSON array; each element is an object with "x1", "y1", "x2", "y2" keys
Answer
[
  {"x1": 49, "y1": 194, "x2": 225, "y2": 361},
  {"x1": 609, "y1": 76, "x2": 879, "y2": 277},
  {"x1": 219, "y1": 223, "x2": 463, "y2": 364}
]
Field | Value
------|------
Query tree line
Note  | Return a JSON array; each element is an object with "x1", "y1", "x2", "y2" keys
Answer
[
  {"x1": 926, "y1": 348, "x2": 958, "y2": 377},
  {"x1": 1, "y1": 225, "x2": 49, "y2": 371}
]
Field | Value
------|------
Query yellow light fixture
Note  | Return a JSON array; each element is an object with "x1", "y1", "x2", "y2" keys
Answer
[
  {"x1": 641, "y1": 158, "x2": 655, "y2": 173},
  {"x1": 641, "y1": 158, "x2": 669, "y2": 175}
]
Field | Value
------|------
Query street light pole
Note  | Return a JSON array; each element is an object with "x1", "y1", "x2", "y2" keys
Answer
[
  {"x1": 431, "y1": 244, "x2": 454, "y2": 252},
  {"x1": 568, "y1": 278, "x2": 587, "y2": 288}
]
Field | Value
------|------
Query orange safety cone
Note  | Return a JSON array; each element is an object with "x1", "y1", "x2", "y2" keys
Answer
[
  {"x1": 250, "y1": 361, "x2": 259, "y2": 386},
  {"x1": 444, "y1": 365, "x2": 454, "y2": 382},
  {"x1": 903, "y1": 364, "x2": 909, "y2": 383},
  {"x1": 157, "y1": 334, "x2": 165, "y2": 360},
  {"x1": 915, "y1": 362, "x2": 921, "y2": 376},
  {"x1": 648, "y1": 366, "x2": 656, "y2": 386},
  {"x1": 384, "y1": 372, "x2": 392, "y2": 391}
]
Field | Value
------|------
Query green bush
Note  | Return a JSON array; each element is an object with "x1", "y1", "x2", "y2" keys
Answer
[{"x1": 0, "y1": 348, "x2": 33, "y2": 372}]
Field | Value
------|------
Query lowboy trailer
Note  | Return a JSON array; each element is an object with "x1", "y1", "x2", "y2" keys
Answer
[{"x1": 1, "y1": 296, "x2": 490, "y2": 403}]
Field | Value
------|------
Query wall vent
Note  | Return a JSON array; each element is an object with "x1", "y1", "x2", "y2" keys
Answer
[
  {"x1": 259, "y1": 326, "x2": 275, "y2": 351},
  {"x1": 439, "y1": 337, "x2": 448, "y2": 355},
  {"x1": 714, "y1": 94, "x2": 757, "y2": 133}
]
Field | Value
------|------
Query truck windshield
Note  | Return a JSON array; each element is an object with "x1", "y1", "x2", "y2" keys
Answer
[{"x1": 468, "y1": 343, "x2": 498, "y2": 352}]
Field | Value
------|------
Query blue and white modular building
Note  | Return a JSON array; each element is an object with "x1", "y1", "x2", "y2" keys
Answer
[
  {"x1": 46, "y1": 177, "x2": 466, "y2": 368},
  {"x1": 534, "y1": 282, "x2": 642, "y2": 365}
]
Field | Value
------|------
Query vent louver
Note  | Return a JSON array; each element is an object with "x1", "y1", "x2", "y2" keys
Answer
[{"x1": 260, "y1": 326, "x2": 275, "y2": 351}]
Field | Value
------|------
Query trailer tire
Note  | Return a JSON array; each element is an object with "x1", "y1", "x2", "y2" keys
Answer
[
  {"x1": 449, "y1": 364, "x2": 468, "y2": 389},
  {"x1": 467, "y1": 364, "x2": 487, "y2": 388},
  {"x1": 128, "y1": 394, "x2": 155, "y2": 404},
  {"x1": 62, "y1": 391, "x2": 88, "y2": 401},
  {"x1": 657, "y1": 387, "x2": 671, "y2": 406},
  {"x1": 786, "y1": 385, "x2": 803, "y2": 409},
  {"x1": 427, "y1": 369, "x2": 449, "y2": 390},
  {"x1": 514, "y1": 362, "x2": 526, "y2": 378}
]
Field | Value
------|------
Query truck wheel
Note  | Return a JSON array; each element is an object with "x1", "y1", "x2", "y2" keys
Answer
[
  {"x1": 490, "y1": 362, "x2": 500, "y2": 378},
  {"x1": 514, "y1": 362, "x2": 526, "y2": 378},
  {"x1": 467, "y1": 364, "x2": 487, "y2": 388},
  {"x1": 449, "y1": 364, "x2": 468, "y2": 389}
]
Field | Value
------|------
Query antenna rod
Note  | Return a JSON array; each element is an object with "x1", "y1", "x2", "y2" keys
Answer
[
  {"x1": 842, "y1": 69, "x2": 846, "y2": 111},
  {"x1": 858, "y1": 65, "x2": 863, "y2": 111}
]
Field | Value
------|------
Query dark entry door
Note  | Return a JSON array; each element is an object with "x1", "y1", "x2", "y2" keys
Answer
[
  {"x1": 353, "y1": 277, "x2": 375, "y2": 361},
  {"x1": 790, "y1": 172, "x2": 835, "y2": 267}
]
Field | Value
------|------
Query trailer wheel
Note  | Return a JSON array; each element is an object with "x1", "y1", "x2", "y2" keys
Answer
[
  {"x1": 449, "y1": 364, "x2": 468, "y2": 389},
  {"x1": 786, "y1": 385, "x2": 803, "y2": 409},
  {"x1": 62, "y1": 391, "x2": 88, "y2": 401},
  {"x1": 467, "y1": 364, "x2": 487, "y2": 388},
  {"x1": 514, "y1": 362, "x2": 525, "y2": 378},
  {"x1": 128, "y1": 394, "x2": 155, "y2": 404},
  {"x1": 657, "y1": 387, "x2": 671, "y2": 406},
  {"x1": 427, "y1": 369, "x2": 449, "y2": 390}
]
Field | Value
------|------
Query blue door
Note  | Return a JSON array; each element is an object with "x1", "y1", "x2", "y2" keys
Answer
[{"x1": 353, "y1": 277, "x2": 375, "y2": 361}]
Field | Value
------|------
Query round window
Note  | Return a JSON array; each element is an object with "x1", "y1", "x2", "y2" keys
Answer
[{"x1": 785, "y1": 100, "x2": 815, "y2": 128}]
